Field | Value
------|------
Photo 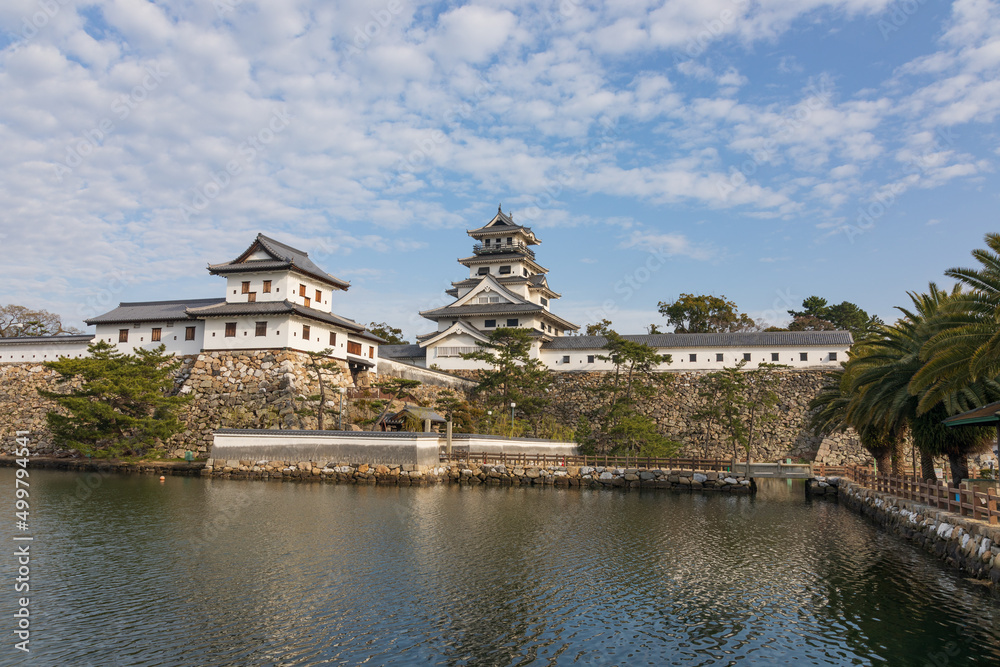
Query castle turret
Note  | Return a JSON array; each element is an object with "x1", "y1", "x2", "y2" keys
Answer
[{"x1": 413, "y1": 205, "x2": 579, "y2": 369}]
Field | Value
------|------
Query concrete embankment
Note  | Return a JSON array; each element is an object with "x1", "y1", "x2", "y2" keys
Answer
[{"x1": 837, "y1": 478, "x2": 1000, "y2": 581}]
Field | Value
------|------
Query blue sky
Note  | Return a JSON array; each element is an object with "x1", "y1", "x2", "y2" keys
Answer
[{"x1": 1, "y1": 0, "x2": 998, "y2": 340}]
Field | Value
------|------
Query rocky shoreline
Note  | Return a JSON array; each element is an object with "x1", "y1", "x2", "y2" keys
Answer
[{"x1": 838, "y1": 478, "x2": 1000, "y2": 582}]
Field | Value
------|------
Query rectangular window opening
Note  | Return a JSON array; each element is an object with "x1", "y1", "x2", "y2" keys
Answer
[
  {"x1": 185, "y1": 327, "x2": 196, "y2": 341},
  {"x1": 506, "y1": 318, "x2": 518, "y2": 327},
  {"x1": 255, "y1": 322, "x2": 267, "y2": 337},
  {"x1": 302, "y1": 325, "x2": 310, "y2": 341},
  {"x1": 262, "y1": 280, "x2": 271, "y2": 293},
  {"x1": 118, "y1": 329, "x2": 128, "y2": 343},
  {"x1": 225, "y1": 322, "x2": 236, "y2": 337},
  {"x1": 241, "y1": 281, "x2": 250, "y2": 294},
  {"x1": 151, "y1": 328, "x2": 161, "y2": 342}
]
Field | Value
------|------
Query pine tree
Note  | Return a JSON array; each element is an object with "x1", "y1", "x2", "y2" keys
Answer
[{"x1": 39, "y1": 340, "x2": 190, "y2": 459}]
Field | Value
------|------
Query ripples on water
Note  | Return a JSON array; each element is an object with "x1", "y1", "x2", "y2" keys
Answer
[{"x1": 1, "y1": 471, "x2": 999, "y2": 666}]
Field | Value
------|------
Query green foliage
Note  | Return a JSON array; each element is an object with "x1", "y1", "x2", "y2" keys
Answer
[
  {"x1": 434, "y1": 390, "x2": 482, "y2": 433},
  {"x1": 585, "y1": 319, "x2": 614, "y2": 336},
  {"x1": 367, "y1": 321, "x2": 409, "y2": 345},
  {"x1": 462, "y1": 327, "x2": 552, "y2": 436},
  {"x1": 38, "y1": 341, "x2": 189, "y2": 459},
  {"x1": 587, "y1": 329, "x2": 675, "y2": 455},
  {"x1": 657, "y1": 293, "x2": 757, "y2": 333},
  {"x1": 299, "y1": 348, "x2": 344, "y2": 430},
  {"x1": 787, "y1": 295, "x2": 882, "y2": 340},
  {"x1": 700, "y1": 361, "x2": 785, "y2": 465}
]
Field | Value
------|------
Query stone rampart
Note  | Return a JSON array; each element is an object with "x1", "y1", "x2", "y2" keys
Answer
[{"x1": 546, "y1": 370, "x2": 869, "y2": 466}]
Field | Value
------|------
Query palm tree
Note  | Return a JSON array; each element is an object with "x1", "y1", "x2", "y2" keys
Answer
[
  {"x1": 913, "y1": 232, "x2": 1000, "y2": 414},
  {"x1": 848, "y1": 284, "x2": 997, "y2": 482},
  {"x1": 808, "y1": 364, "x2": 906, "y2": 475}
]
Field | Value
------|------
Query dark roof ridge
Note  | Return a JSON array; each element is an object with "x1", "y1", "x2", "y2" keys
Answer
[{"x1": 115, "y1": 297, "x2": 220, "y2": 307}]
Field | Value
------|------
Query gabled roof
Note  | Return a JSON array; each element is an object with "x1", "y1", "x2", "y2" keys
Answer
[
  {"x1": 542, "y1": 331, "x2": 854, "y2": 350},
  {"x1": 207, "y1": 233, "x2": 350, "y2": 291},
  {"x1": 466, "y1": 205, "x2": 539, "y2": 244},
  {"x1": 418, "y1": 321, "x2": 490, "y2": 348},
  {"x1": 452, "y1": 274, "x2": 527, "y2": 308},
  {"x1": 85, "y1": 298, "x2": 222, "y2": 325}
]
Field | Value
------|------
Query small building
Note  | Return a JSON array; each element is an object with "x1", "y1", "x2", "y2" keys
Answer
[
  {"x1": 382, "y1": 405, "x2": 447, "y2": 432},
  {"x1": 2, "y1": 234, "x2": 383, "y2": 370},
  {"x1": 0, "y1": 334, "x2": 95, "y2": 364}
]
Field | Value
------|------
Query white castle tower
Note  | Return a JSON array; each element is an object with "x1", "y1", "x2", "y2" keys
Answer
[{"x1": 412, "y1": 205, "x2": 580, "y2": 369}]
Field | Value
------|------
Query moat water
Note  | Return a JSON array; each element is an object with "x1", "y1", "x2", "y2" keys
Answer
[{"x1": 1, "y1": 469, "x2": 998, "y2": 666}]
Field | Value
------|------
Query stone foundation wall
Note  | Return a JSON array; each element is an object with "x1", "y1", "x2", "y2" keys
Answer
[
  {"x1": 202, "y1": 458, "x2": 755, "y2": 492},
  {"x1": 0, "y1": 350, "x2": 469, "y2": 458},
  {"x1": 838, "y1": 479, "x2": 1000, "y2": 581}
]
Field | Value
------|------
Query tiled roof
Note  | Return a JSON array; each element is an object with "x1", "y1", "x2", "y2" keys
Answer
[
  {"x1": 185, "y1": 299, "x2": 370, "y2": 334},
  {"x1": 542, "y1": 331, "x2": 855, "y2": 350},
  {"x1": 85, "y1": 298, "x2": 222, "y2": 325},
  {"x1": 419, "y1": 303, "x2": 578, "y2": 331},
  {"x1": 0, "y1": 334, "x2": 95, "y2": 345},
  {"x1": 943, "y1": 401, "x2": 1000, "y2": 426},
  {"x1": 420, "y1": 303, "x2": 546, "y2": 318},
  {"x1": 466, "y1": 207, "x2": 536, "y2": 240},
  {"x1": 208, "y1": 233, "x2": 350, "y2": 290},
  {"x1": 380, "y1": 344, "x2": 426, "y2": 359},
  {"x1": 387, "y1": 404, "x2": 446, "y2": 424}
]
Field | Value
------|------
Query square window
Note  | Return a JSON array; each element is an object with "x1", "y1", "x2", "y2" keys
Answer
[
  {"x1": 485, "y1": 319, "x2": 496, "y2": 328},
  {"x1": 151, "y1": 328, "x2": 161, "y2": 342},
  {"x1": 262, "y1": 280, "x2": 271, "y2": 293},
  {"x1": 241, "y1": 281, "x2": 250, "y2": 294},
  {"x1": 771, "y1": 352, "x2": 779, "y2": 362},
  {"x1": 330, "y1": 332, "x2": 337, "y2": 345},
  {"x1": 743, "y1": 353, "x2": 751, "y2": 361},
  {"x1": 185, "y1": 326, "x2": 196, "y2": 341},
  {"x1": 247, "y1": 292, "x2": 256, "y2": 302},
  {"x1": 348, "y1": 341, "x2": 362, "y2": 355},
  {"x1": 829, "y1": 352, "x2": 838, "y2": 361},
  {"x1": 689, "y1": 354, "x2": 697, "y2": 362},
  {"x1": 506, "y1": 318, "x2": 518, "y2": 327},
  {"x1": 562, "y1": 355, "x2": 570, "y2": 363},
  {"x1": 541, "y1": 297, "x2": 548, "y2": 306},
  {"x1": 225, "y1": 322, "x2": 236, "y2": 337},
  {"x1": 255, "y1": 322, "x2": 267, "y2": 337},
  {"x1": 118, "y1": 329, "x2": 128, "y2": 343},
  {"x1": 302, "y1": 325, "x2": 311, "y2": 340},
  {"x1": 587, "y1": 355, "x2": 595, "y2": 364},
  {"x1": 800, "y1": 352, "x2": 808, "y2": 361},
  {"x1": 315, "y1": 289, "x2": 322, "y2": 302},
  {"x1": 716, "y1": 353, "x2": 723, "y2": 362}
]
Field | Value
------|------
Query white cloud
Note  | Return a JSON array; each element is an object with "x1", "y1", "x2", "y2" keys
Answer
[{"x1": 619, "y1": 231, "x2": 717, "y2": 261}]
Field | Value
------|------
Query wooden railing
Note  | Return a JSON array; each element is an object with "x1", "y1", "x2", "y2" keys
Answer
[
  {"x1": 843, "y1": 466, "x2": 1000, "y2": 525},
  {"x1": 443, "y1": 452, "x2": 849, "y2": 476}
]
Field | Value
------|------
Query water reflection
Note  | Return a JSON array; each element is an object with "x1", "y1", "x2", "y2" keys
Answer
[{"x1": 1, "y1": 472, "x2": 998, "y2": 666}]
